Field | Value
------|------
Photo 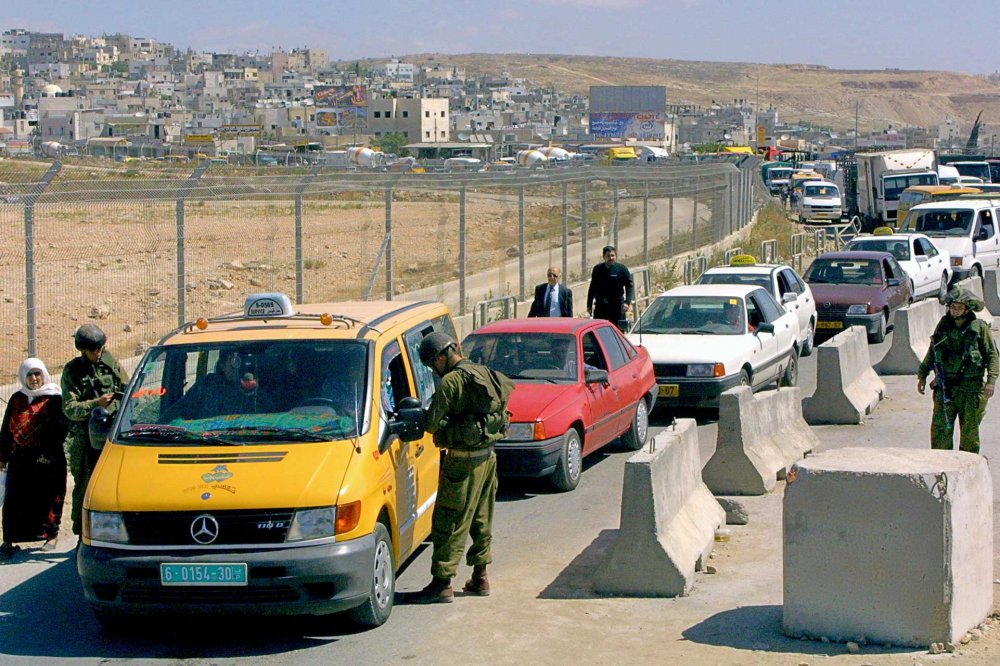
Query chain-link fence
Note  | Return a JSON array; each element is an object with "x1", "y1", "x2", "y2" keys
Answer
[{"x1": 0, "y1": 158, "x2": 762, "y2": 384}]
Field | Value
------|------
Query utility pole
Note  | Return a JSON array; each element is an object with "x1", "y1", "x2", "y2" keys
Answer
[{"x1": 854, "y1": 100, "x2": 859, "y2": 153}]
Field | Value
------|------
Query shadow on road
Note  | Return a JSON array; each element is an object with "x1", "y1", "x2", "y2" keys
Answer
[
  {"x1": 496, "y1": 449, "x2": 617, "y2": 501},
  {"x1": 536, "y1": 529, "x2": 617, "y2": 600},
  {"x1": 0, "y1": 554, "x2": 365, "y2": 659},
  {"x1": 682, "y1": 605, "x2": 911, "y2": 658}
]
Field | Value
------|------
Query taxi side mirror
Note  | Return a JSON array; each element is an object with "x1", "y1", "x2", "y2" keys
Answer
[
  {"x1": 385, "y1": 396, "x2": 425, "y2": 447},
  {"x1": 755, "y1": 322, "x2": 775, "y2": 335},
  {"x1": 88, "y1": 407, "x2": 113, "y2": 450},
  {"x1": 781, "y1": 292, "x2": 797, "y2": 304}
]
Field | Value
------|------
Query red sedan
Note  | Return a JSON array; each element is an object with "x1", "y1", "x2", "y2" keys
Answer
[{"x1": 462, "y1": 317, "x2": 657, "y2": 491}]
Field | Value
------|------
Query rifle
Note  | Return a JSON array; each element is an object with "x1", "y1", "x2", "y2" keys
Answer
[{"x1": 931, "y1": 337, "x2": 951, "y2": 406}]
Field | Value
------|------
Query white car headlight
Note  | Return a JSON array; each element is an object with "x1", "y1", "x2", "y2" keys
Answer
[
  {"x1": 505, "y1": 422, "x2": 536, "y2": 442},
  {"x1": 287, "y1": 506, "x2": 336, "y2": 541},
  {"x1": 687, "y1": 363, "x2": 719, "y2": 377},
  {"x1": 87, "y1": 510, "x2": 129, "y2": 543},
  {"x1": 847, "y1": 304, "x2": 869, "y2": 315}
]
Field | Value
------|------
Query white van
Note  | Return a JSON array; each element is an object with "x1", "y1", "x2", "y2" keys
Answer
[
  {"x1": 796, "y1": 180, "x2": 843, "y2": 223},
  {"x1": 901, "y1": 198, "x2": 1000, "y2": 280},
  {"x1": 938, "y1": 165, "x2": 961, "y2": 186}
]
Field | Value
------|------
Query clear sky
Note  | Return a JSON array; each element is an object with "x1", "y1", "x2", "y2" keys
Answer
[{"x1": 7, "y1": 0, "x2": 1000, "y2": 75}]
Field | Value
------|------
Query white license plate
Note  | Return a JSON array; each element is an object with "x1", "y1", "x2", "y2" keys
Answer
[{"x1": 160, "y1": 563, "x2": 248, "y2": 586}]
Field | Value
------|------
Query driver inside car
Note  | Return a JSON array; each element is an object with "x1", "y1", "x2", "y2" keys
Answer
[{"x1": 162, "y1": 348, "x2": 259, "y2": 421}]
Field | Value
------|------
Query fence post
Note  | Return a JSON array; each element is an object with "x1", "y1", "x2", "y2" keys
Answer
[
  {"x1": 692, "y1": 176, "x2": 700, "y2": 251},
  {"x1": 23, "y1": 161, "x2": 62, "y2": 358},
  {"x1": 294, "y1": 165, "x2": 321, "y2": 304},
  {"x1": 612, "y1": 184, "x2": 620, "y2": 250},
  {"x1": 562, "y1": 182, "x2": 569, "y2": 282},
  {"x1": 459, "y1": 184, "x2": 467, "y2": 316},
  {"x1": 519, "y1": 185, "x2": 526, "y2": 301},
  {"x1": 643, "y1": 181, "x2": 649, "y2": 267},
  {"x1": 385, "y1": 186, "x2": 393, "y2": 300},
  {"x1": 580, "y1": 181, "x2": 589, "y2": 280},
  {"x1": 668, "y1": 183, "x2": 674, "y2": 257},
  {"x1": 176, "y1": 161, "x2": 210, "y2": 327}
]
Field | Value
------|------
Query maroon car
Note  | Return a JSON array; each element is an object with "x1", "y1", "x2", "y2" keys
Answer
[
  {"x1": 462, "y1": 317, "x2": 656, "y2": 491},
  {"x1": 803, "y1": 250, "x2": 913, "y2": 343}
]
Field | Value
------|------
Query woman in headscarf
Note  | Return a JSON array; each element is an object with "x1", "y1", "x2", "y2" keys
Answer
[{"x1": 0, "y1": 358, "x2": 68, "y2": 559}]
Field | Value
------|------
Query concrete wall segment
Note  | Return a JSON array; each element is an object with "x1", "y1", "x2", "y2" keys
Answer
[
  {"x1": 802, "y1": 327, "x2": 884, "y2": 424},
  {"x1": 874, "y1": 299, "x2": 942, "y2": 375}
]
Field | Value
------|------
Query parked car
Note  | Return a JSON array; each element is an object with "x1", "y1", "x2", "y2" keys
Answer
[
  {"x1": 696, "y1": 255, "x2": 817, "y2": 356},
  {"x1": 803, "y1": 251, "x2": 913, "y2": 344},
  {"x1": 462, "y1": 317, "x2": 656, "y2": 492},
  {"x1": 626, "y1": 284, "x2": 799, "y2": 410},
  {"x1": 844, "y1": 228, "x2": 952, "y2": 302}
]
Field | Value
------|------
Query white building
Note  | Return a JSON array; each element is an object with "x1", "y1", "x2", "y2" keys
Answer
[{"x1": 368, "y1": 95, "x2": 449, "y2": 142}]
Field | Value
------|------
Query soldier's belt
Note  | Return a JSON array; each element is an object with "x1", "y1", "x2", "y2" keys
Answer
[{"x1": 442, "y1": 447, "x2": 494, "y2": 460}]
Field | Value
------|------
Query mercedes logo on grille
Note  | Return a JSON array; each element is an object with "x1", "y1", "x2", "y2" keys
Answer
[{"x1": 190, "y1": 514, "x2": 220, "y2": 545}]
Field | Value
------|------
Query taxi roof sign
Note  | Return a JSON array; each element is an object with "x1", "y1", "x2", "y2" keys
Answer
[
  {"x1": 872, "y1": 226, "x2": 895, "y2": 235},
  {"x1": 729, "y1": 254, "x2": 758, "y2": 267},
  {"x1": 244, "y1": 292, "x2": 295, "y2": 318}
]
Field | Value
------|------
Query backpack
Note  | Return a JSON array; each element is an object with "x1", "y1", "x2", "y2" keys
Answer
[{"x1": 455, "y1": 361, "x2": 515, "y2": 446}]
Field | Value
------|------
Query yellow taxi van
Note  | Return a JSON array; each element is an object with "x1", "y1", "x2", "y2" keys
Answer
[
  {"x1": 78, "y1": 293, "x2": 454, "y2": 628},
  {"x1": 896, "y1": 185, "x2": 981, "y2": 221}
]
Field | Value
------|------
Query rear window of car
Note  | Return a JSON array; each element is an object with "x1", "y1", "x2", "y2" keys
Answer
[
  {"x1": 805, "y1": 259, "x2": 883, "y2": 285},
  {"x1": 696, "y1": 273, "x2": 770, "y2": 290}
]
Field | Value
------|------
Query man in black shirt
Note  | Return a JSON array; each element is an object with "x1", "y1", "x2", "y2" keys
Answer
[{"x1": 587, "y1": 245, "x2": 634, "y2": 326}]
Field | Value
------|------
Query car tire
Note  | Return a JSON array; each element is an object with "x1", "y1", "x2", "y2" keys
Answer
[
  {"x1": 869, "y1": 312, "x2": 887, "y2": 344},
  {"x1": 780, "y1": 352, "x2": 798, "y2": 387},
  {"x1": 801, "y1": 320, "x2": 816, "y2": 357},
  {"x1": 550, "y1": 428, "x2": 583, "y2": 492},
  {"x1": 738, "y1": 369, "x2": 751, "y2": 389},
  {"x1": 938, "y1": 273, "x2": 949, "y2": 304},
  {"x1": 348, "y1": 522, "x2": 394, "y2": 628},
  {"x1": 908, "y1": 280, "x2": 915, "y2": 300},
  {"x1": 621, "y1": 399, "x2": 649, "y2": 451}
]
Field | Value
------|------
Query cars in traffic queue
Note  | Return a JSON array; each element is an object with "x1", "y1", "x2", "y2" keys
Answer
[
  {"x1": 695, "y1": 255, "x2": 818, "y2": 356},
  {"x1": 900, "y1": 198, "x2": 1000, "y2": 281},
  {"x1": 626, "y1": 284, "x2": 800, "y2": 410},
  {"x1": 461, "y1": 317, "x2": 656, "y2": 492},
  {"x1": 78, "y1": 293, "x2": 458, "y2": 628},
  {"x1": 795, "y1": 180, "x2": 843, "y2": 224},
  {"x1": 844, "y1": 227, "x2": 953, "y2": 302},
  {"x1": 803, "y1": 251, "x2": 913, "y2": 343}
]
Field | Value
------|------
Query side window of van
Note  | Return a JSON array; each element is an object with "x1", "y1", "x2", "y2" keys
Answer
[
  {"x1": 977, "y1": 209, "x2": 995, "y2": 240},
  {"x1": 403, "y1": 328, "x2": 438, "y2": 408},
  {"x1": 380, "y1": 340, "x2": 413, "y2": 414}
]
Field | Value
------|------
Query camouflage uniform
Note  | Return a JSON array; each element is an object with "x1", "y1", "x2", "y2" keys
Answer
[
  {"x1": 424, "y1": 360, "x2": 502, "y2": 580},
  {"x1": 917, "y1": 292, "x2": 999, "y2": 454},
  {"x1": 61, "y1": 350, "x2": 127, "y2": 535}
]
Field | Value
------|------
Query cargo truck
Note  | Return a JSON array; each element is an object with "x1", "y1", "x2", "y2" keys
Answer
[{"x1": 855, "y1": 149, "x2": 938, "y2": 230}]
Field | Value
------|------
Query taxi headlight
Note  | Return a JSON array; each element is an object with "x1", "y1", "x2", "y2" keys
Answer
[
  {"x1": 87, "y1": 510, "x2": 129, "y2": 543},
  {"x1": 687, "y1": 363, "x2": 718, "y2": 377},
  {"x1": 505, "y1": 423, "x2": 535, "y2": 441},
  {"x1": 287, "y1": 507, "x2": 336, "y2": 541},
  {"x1": 847, "y1": 304, "x2": 869, "y2": 315}
]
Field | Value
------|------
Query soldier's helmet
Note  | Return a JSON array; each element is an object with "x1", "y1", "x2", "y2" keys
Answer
[
  {"x1": 419, "y1": 331, "x2": 456, "y2": 366},
  {"x1": 74, "y1": 323, "x2": 107, "y2": 351},
  {"x1": 945, "y1": 287, "x2": 985, "y2": 313}
]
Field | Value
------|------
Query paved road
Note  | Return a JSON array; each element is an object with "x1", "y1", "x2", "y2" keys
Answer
[{"x1": 4, "y1": 321, "x2": 999, "y2": 664}]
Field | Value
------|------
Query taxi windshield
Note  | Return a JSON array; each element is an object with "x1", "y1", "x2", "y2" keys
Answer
[
  {"x1": 634, "y1": 296, "x2": 746, "y2": 335},
  {"x1": 848, "y1": 239, "x2": 910, "y2": 260},
  {"x1": 116, "y1": 340, "x2": 369, "y2": 444}
]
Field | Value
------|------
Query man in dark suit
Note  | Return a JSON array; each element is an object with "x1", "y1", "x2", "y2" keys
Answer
[{"x1": 528, "y1": 266, "x2": 573, "y2": 317}]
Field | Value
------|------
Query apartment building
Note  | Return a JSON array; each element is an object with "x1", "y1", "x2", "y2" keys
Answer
[{"x1": 368, "y1": 95, "x2": 448, "y2": 142}]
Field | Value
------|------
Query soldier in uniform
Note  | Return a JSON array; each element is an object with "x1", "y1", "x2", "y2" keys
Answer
[
  {"x1": 61, "y1": 324, "x2": 128, "y2": 537},
  {"x1": 917, "y1": 288, "x2": 999, "y2": 453},
  {"x1": 587, "y1": 245, "x2": 634, "y2": 327},
  {"x1": 409, "y1": 332, "x2": 509, "y2": 604}
]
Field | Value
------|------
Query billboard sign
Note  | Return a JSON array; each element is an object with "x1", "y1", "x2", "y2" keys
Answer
[
  {"x1": 316, "y1": 107, "x2": 368, "y2": 129},
  {"x1": 313, "y1": 85, "x2": 368, "y2": 108},
  {"x1": 220, "y1": 124, "x2": 261, "y2": 138},
  {"x1": 589, "y1": 112, "x2": 665, "y2": 140}
]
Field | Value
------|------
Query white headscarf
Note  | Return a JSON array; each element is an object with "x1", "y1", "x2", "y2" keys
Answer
[{"x1": 18, "y1": 357, "x2": 62, "y2": 403}]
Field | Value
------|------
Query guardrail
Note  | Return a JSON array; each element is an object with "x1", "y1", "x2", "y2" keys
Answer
[
  {"x1": 724, "y1": 247, "x2": 743, "y2": 263},
  {"x1": 631, "y1": 266, "x2": 655, "y2": 313},
  {"x1": 683, "y1": 255, "x2": 709, "y2": 285},
  {"x1": 473, "y1": 296, "x2": 518, "y2": 330},
  {"x1": 760, "y1": 239, "x2": 778, "y2": 264}
]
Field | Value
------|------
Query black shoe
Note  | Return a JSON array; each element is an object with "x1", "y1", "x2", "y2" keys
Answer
[
  {"x1": 408, "y1": 577, "x2": 454, "y2": 604},
  {"x1": 0, "y1": 544, "x2": 20, "y2": 561}
]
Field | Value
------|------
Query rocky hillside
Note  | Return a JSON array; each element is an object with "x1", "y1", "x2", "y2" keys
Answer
[{"x1": 384, "y1": 53, "x2": 1000, "y2": 133}]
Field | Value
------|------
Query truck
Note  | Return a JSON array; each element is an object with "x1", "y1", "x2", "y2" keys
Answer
[{"x1": 855, "y1": 149, "x2": 938, "y2": 230}]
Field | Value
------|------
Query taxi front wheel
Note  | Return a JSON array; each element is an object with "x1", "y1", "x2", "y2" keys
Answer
[{"x1": 349, "y1": 522, "x2": 395, "y2": 628}]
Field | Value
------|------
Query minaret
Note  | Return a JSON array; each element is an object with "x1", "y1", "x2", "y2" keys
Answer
[{"x1": 13, "y1": 68, "x2": 24, "y2": 108}]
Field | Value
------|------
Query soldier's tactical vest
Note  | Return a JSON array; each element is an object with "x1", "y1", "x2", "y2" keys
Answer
[
  {"x1": 934, "y1": 319, "x2": 988, "y2": 383},
  {"x1": 442, "y1": 361, "x2": 514, "y2": 450}
]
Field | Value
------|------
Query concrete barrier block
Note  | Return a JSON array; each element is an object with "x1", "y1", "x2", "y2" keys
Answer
[
  {"x1": 874, "y1": 299, "x2": 942, "y2": 375},
  {"x1": 703, "y1": 386, "x2": 818, "y2": 495},
  {"x1": 594, "y1": 419, "x2": 725, "y2": 597},
  {"x1": 802, "y1": 326, "x2": 884, "y2": 424},
  {"x1": 783, "y1": 447, "x2": 993, "y2": 648},
  {"x1": 984, "y1": 269, "x2": 1000, "y2": 316}
]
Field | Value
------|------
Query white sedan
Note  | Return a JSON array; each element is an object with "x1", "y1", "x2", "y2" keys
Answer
[
  {"x1": 844, "y1": 230, "x2": 952, "y2": 302},
  {"x1": 627, "y1": 284, "x2": 800, "y2": 409},
  {"x1": 696, "y1": 258, "x2": 818, "y2": 356}
]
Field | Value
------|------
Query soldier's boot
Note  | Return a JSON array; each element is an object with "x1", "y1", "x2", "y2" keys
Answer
[
  {"x1": 463, "y1": 564, "x2": 490, "y2": 596},
  {"x1": 410, "y1": 576, "x2": 454, "y2": 604}
]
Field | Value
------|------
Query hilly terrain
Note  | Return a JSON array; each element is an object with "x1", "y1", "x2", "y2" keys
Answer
[{"x1": 379, "y1": 53, "x2": 1000, "y2": 134}]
